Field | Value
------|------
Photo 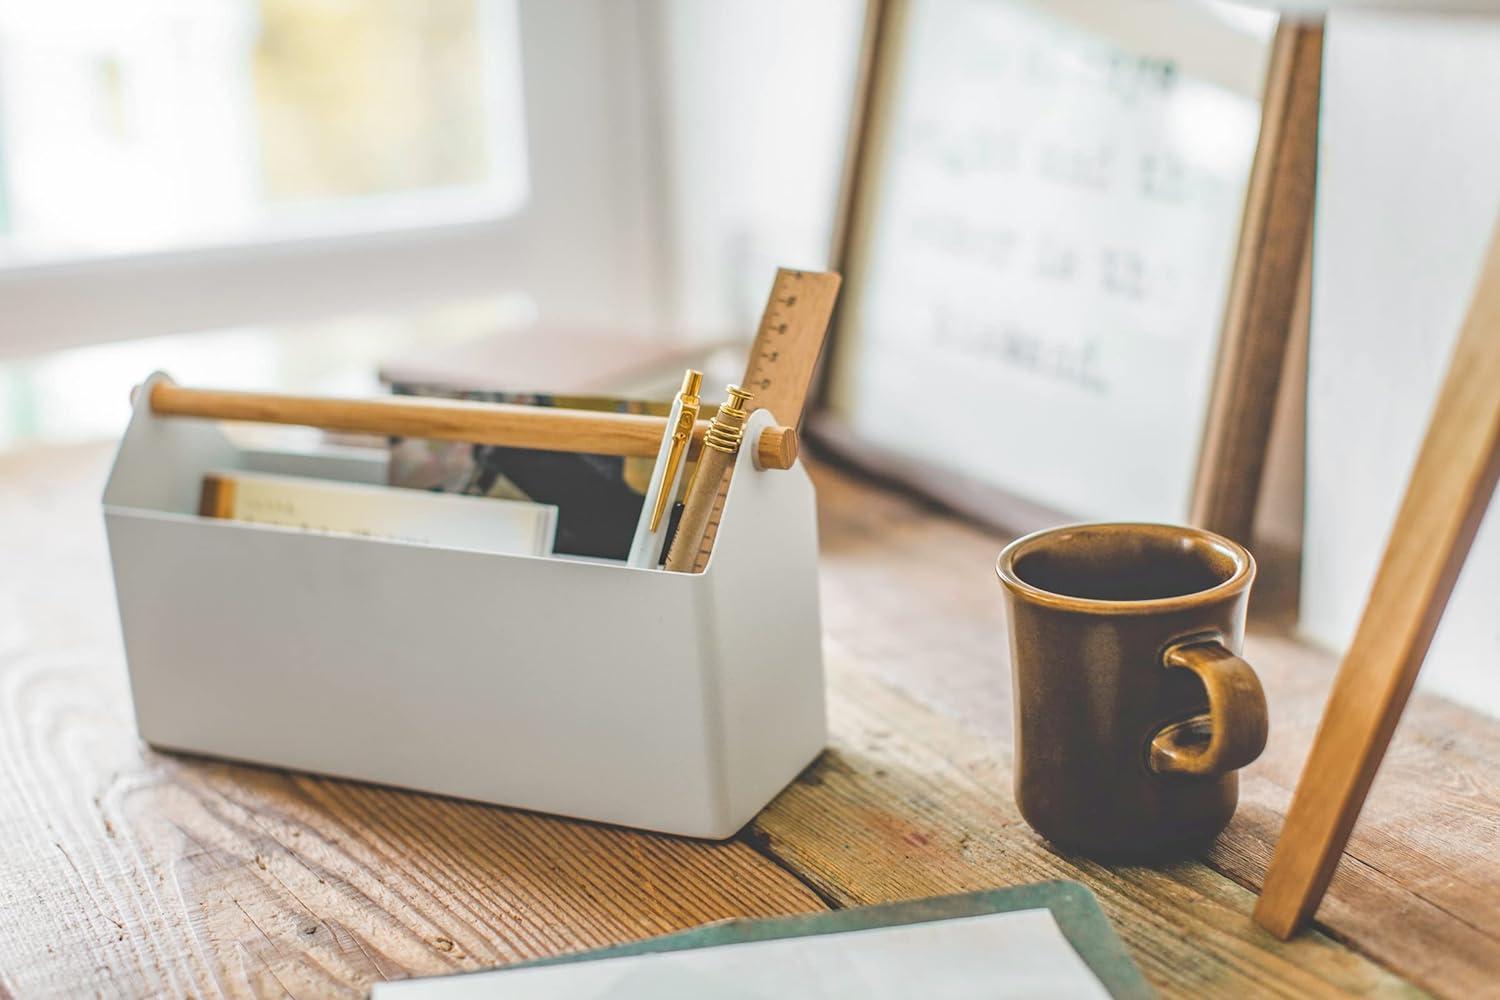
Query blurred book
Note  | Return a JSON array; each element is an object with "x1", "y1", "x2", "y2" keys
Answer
[
  {"x1": 199, "y1": 468, "x2": 558, "y2": 556},
  {"x1": 381, "y1": 328, "x2": 740, "y2": 561},
  {"x1": 379, "y1": 327, "x2": 743, "y2": 399}
]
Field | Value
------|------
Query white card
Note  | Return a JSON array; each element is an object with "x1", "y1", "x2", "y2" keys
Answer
[
  {"x1": 373, "y1": 908, "x2": 1112, "y2": 1000},
  {"x1": 202, "y1": 468, "x2": 558, "y2": 557}
]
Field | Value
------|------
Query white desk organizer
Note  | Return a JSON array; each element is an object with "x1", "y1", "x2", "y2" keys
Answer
[{"x1": 103, "y1": 373, "x2": 826, "y2": 839}]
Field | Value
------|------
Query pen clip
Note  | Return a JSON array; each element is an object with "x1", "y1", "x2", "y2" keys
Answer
[{"x1": 650, "y1": 408, "x2": 696, "y2": 532}]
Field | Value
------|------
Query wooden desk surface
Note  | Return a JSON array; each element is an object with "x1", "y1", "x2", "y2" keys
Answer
[{"x1": 2, "y1": 443, "x2": 1495, "y2": 998}]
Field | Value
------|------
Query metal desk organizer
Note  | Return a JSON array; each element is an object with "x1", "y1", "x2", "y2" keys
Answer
[{"x1": 103, "y1": 372, "x2": 827, "y2": 839}]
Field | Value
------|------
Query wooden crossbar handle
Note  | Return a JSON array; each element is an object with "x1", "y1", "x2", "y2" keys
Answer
[{"x1": 142, "y1": 381, "x2": 799, "y2": 470}]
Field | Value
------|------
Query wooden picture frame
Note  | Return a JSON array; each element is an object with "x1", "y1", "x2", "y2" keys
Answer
[{"x1": 813, "y1": 0, "x2": 1323, "y2": 545}]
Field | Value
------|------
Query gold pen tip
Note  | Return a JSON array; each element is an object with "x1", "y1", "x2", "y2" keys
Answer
[{"x1": 724, "y1": 385, "x2": 755, "y2": 412}]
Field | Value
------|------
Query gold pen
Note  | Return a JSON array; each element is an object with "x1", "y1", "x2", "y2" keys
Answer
[
  {"x1": 626, "y1": 369, "x2": 703, "y2": 568},
  {"x1": 652, "y1": 372, "x2": 702, "y2": 531}
]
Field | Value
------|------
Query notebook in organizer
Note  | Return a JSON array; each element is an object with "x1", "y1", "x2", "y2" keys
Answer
[{"x1": 371, "y1": 881, "x2": 1153, "y2": 999}]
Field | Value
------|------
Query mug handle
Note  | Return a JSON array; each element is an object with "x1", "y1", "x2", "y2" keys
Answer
[{"x1": 1148, "y1": 639, "x2": 1268, "y2": 776}]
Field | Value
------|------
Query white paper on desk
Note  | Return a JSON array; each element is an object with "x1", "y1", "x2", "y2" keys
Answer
[{"x1": 372, "y1": 908, "x2": 1111, "y2": 999}]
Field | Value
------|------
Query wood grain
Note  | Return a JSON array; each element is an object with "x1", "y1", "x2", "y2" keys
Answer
[
  {"x1": 755, "y1": 655, "x2": 1410, "y2": 997},
  {"x1": 810, "y1": 454, "x2": 1500, "y2": 996},
  {"x1": 1191, "y1": 22, "x2": 1324, "y2": 545},
  {"x1": 756, "y1": 424, "x2": 799, "y2": 471},
  {"x1": 4, "y1": 439, "x2": 1498, "y2": 996},
  {"x1": 145, "y1": 380, "x2": 799, "y2": 470},
  {"x1": 691, "y1": 267, "x2": 842, "y2": 571},
  {"x1": 1253, "y1": 217, "x2": 1500, "y2": 939},
  {"x1": 663, "y1": 444, "x2": 736, "y2": 572},
  {"x1": 737, "y1": 269, "x2": 843, "y2": 432},
  {"x1": 0, "y1": 445, "x2": 824, "y2": 998}
]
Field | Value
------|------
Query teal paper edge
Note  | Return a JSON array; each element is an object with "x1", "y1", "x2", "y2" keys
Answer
[{"x1": 393, "y1": 881, "x2": 1154, "y2": 999}]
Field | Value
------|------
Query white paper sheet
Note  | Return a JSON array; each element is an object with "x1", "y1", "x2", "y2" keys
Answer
[{"x1": 372, "y1": 908, "x2": 1111, "y2": 1000}]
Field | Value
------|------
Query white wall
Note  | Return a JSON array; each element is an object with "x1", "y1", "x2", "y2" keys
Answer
[
  {"x1": 1301, "y1": 10, "x2": 1500, "y2": 717},
  {"x1": 656, "y1": 0, "x2": 867, "y2": 339}
]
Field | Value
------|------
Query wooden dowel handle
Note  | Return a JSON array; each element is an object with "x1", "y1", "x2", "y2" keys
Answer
[{"x1": 143, "y1": 381, "x2": 799, "y2": 469}]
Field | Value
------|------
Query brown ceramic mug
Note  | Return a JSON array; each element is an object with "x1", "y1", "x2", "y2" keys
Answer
[{"x1": 995, "y1": 523, "x2": 1267, "y2": 859}]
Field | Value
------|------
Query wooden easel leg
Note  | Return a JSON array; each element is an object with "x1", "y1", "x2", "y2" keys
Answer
[{"x1": 1253, "y1": 217, "x2": 1500, "y2": 939}]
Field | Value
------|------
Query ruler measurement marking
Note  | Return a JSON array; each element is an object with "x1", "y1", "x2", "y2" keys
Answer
[{"x1": 690, "y1": 268, "x2": 841, "y2": 572}]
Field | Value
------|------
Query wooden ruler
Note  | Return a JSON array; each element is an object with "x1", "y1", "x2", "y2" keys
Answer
[{"x1": 687, "y1": 267, "x2": 842, "y2": 571}]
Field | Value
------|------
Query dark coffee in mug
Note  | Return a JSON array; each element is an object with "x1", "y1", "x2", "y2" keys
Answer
[{"x1": 996, "y1": 523, "x2": 1267, "y2": 859}]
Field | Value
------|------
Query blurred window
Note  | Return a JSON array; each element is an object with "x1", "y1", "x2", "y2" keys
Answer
[
  {"x1": 0, "y1": 0, "x2": 867, "y2": 451},
  {"x1": 0, "y1": 0, "x2": 666, "y2": 363},
  {"x1": 0, "y1": 0, "x2": 527, "y2": 262}
]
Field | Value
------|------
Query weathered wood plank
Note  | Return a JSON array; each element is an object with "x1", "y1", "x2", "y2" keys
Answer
[
  {"x1": 811, "y1": 456, "x2": 1500, "y2": 997},
  {"x1": 0, "y1": 445, "x2": 825, "y2": 998},
  {"x1": 752, "y1": 653, "x2": 1416, "y2": 997},
  {"x1": 3, "y1": 440, "x2": 1496, "y2": 998},
  {"x1": 1218, "y1": 638, "x2": 1500, "y2": 994}
]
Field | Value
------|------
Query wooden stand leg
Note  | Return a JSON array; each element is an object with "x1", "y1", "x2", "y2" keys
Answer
[{"x1": 1253, "y1": 217, "x2": 1500, "y2": 939}]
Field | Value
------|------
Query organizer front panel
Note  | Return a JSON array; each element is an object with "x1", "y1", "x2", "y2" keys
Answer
[{"x1": 108, "y1": 509, "x2": 728, "y2": 835}]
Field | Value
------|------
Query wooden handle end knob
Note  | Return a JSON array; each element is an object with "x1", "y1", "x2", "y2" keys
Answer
[{"x1": 756, "y1": 426, "x2": 799, "y2": 470}]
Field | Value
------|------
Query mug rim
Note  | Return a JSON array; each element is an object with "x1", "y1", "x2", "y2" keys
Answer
[{"x1": 995, "y1": 521, "x2": 1254, "y2": 615}]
